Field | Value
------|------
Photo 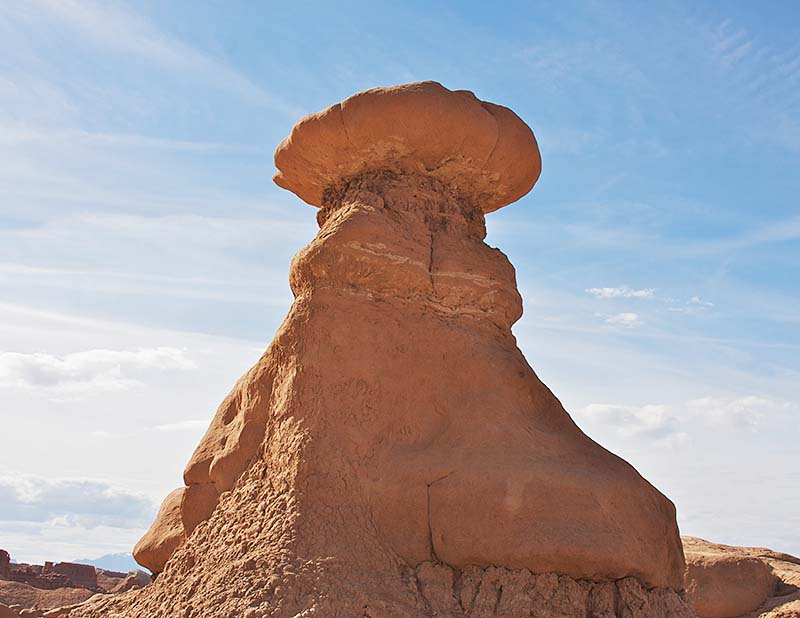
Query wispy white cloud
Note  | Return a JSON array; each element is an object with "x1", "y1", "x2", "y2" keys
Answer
[
  {"x1": 667, "y1": 295, "x2": 715, "y2": 315},
  {"x1": 704, "y1": 14, "x2": 800, "y2": 150},
  {"x1": 575, "y1": 395, "x2": 796, "y2": 446},
  {"x1": 712, "y1": 19, "x2": 753, "y2": 66},
  {"x1": 151, "y1": 419, "x2": 209, "y2": 432},
  {"x1": 535, "y1": 126, "x2": 601, "y2": 155},
  {"x1": 729, "y1": 215, "x2": 800, "y2": 248},
  {"x1": 586, "y1": 286, "x2": 654, "y2": 299},
  {"x1": 712, "y1": 20, "x2": 745, "y2": 57},
  {"x1": 577, "y1": 402, "x2": 686, "y2": 446},
  {"x1": 496, "y1": 213, "x2": 800, "y2": 262},
  {"x1": 0, "y1": 263, "x2": 236, "y2": 285},
  {"x1": 20, "y1": 0, "x2": 300, "y2": 117},
  {"x1": 515, "y1": 36, "x2": 649, "y2": 95},
  {"x1": 0, "y1": 347, "x2": 195, "y2": 397},
  {"x1": 686, "y1": 396, "x2": 793, "y2": 430},
  {"x1": 0, "y1": 211, "x2": 311, "y2": 313},
  {"x1": 681, "y1": 214, "x2": 798, "y2": 254},
  {"x1": 0, "y1": 261, "x2": 291, "y2": 306},
  {"x1": 604, "y1": 312, "x2": 641, "y2": 327},
  {"x1": 0, "y1": 124, "x2": 266, "y2": 154}
]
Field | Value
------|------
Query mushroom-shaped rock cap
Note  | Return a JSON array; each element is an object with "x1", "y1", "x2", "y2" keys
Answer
[{"x1": 273, "y1": 81, "x2": 541, "y2": 213}]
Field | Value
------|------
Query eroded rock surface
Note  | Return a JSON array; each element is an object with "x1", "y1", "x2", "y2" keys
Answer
[{"x1": 74, "y1": 82, "x2": 688, "y2": 617}]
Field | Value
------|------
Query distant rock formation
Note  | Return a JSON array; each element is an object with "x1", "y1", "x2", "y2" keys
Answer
[
  {"x1": 0, "y1": 549, "x2": 148, "y2": 617},
  {"x1": 40, "y1": 565, "x2": 95, "y2": 593},
  {"x1": 72, "y1": 82, "x2": 689, "y2": 617},
  {"x1": 683, "y1": 537, "x2": 800, "y2": 618}
]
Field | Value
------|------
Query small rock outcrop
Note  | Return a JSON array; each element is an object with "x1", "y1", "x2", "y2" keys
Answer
[
  {"x1": 683, "y1": 537, "x2": 800, "y2": 618},
  {"x1": 0, "y1": 552, "x2": 9, "y2": 580},
  {"x1": 77, "y1": 82, "x2": 688, "y2": 617}
]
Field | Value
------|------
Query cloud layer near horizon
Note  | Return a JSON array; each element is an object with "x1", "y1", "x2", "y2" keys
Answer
[
  {"x1": 0, "y1": 347, "x2": 194, "y2": 397},
  {"x1": 0, "y1": 475, "x2": 153, "y2": 528}
]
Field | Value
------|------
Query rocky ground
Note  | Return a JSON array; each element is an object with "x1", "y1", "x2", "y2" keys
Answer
[
  {"x1": 0, "y1": 582, "x2": 95, "y2": 613},
  {"x1": 6, "y1": 536, "x2": 794, "y2": 617},
  {"x1": 683, "y1": 537, "x2": 800, "y2": 618}
]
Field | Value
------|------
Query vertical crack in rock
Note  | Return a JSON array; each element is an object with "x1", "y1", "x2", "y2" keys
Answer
[
  {"x1": 427, "y1": 228, "x2": 436, "y2": 293},
  {"x1": 452, "y1": 568, "x2": 466, "y2": 614},
  {"x1": 613, "y1": 582, "x2": 623, "y2": 617},
  {"x1": 493, "y1": 584, "x2": 504, "y2": 616},
  {"x1": 425, "y1": 473, "x2": 451, "y2": 563},
  {"x1": 426, "y1": 482, "x2": 440, "y2": 564}
]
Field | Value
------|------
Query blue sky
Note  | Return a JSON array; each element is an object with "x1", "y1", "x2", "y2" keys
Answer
[{"x1": 0, "y1": 1, "x2": 798, "y2": 563}]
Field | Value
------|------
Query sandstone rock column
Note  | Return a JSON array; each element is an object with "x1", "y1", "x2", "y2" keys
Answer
[{"x1": 108, "y1": 81, "x2": 690, "y2": 618}]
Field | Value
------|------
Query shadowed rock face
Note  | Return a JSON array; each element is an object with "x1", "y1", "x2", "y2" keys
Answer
[
  {"x1": 133, "y1": 485, "x2": 218, "y2": 574},
  {"x1": 112, "y1": 82, "x2": 689, "y2": 617}
]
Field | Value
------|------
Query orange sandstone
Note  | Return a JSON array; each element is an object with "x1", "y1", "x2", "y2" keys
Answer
[
  {"x1": 82, "y1": 82, "x2": 689, "y2": 617},
  {"x1": 273, "y1": 81, "x2": 541, "y2": 213}
]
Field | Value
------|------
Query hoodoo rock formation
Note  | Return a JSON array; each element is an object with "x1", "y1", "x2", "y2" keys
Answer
[{"x1": 69, "y1": 82, "x2": 691, "y2": 617}]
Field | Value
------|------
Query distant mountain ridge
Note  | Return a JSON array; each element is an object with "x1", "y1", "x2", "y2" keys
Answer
[{"x1": 74, "y1": 553, "x2": 140, "y2": 573}]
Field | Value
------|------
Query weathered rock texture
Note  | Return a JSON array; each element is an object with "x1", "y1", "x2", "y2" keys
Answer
[
  {"x1": 73, "y1": 82, "x2": 689, "y2": 617},
  {"x1": 683, "y1": 537, "x2": 800, "y2": 618}
]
